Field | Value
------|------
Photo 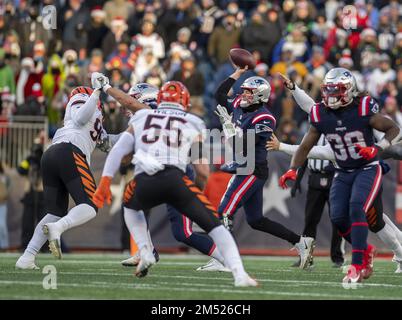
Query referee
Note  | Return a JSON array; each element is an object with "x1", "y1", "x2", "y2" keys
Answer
[{"x1": 291, "y1": 135, "x2": 344, "y2": 268}]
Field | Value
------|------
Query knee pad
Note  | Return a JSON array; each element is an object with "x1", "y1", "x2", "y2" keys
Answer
[{"x1": 349, "y1": 202, "x2": 366, "y2": 222}]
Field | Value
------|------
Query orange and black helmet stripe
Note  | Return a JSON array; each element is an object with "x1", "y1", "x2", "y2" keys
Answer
[{"x1": 70, "y1": 86, "x2": 94, "y2": 99}]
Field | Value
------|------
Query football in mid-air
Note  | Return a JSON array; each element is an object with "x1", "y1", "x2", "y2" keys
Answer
[{"x1": 229, "y1": 48, "x2": 256, "y2": 69}]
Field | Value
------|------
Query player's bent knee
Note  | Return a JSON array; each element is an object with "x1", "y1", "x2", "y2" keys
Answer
[{"x1": 349, "y1": 202, "x2": 366, "y2": 220}]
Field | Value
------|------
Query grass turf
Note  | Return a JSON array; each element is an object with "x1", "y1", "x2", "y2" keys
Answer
[{"x1": 0, "y1": 253, "x2": 402, "y2": 300}]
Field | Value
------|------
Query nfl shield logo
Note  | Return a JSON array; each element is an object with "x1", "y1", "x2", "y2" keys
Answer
[
  {"x1": 337, "y1": 120, "x2": 342, "y2": 126},
  {"x1": 320, "y1": 178, "x2": 328, "y2": 187}
]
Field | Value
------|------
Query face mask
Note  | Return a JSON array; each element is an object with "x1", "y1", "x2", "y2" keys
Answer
[{"x1": 51, "y1": 68, "x2": 60, "y2": 75}]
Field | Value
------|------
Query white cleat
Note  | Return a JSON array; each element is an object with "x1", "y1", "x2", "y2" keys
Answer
[
  {"x1": 234, "y1": 274, "x2": 259, "y2": 287},
  {"x1": 196, "y1": 259, "x2": 231, "y2": 272},
  {"x1": 135, "y1": 246, "x2": 156, "y2": 278},
  {"x1": 15, "y1": 256, "x2": 40, "y2": 270},
  {"x1": 294, "y1": 236, "x2": 315, "y2": 269},
  {"x1": 42, "y1": 223, "x2": 62, "y2": 259},
  {"x1": 392, "y1": 255, "x2": 402, "y2": 273},
  {"x1": 121, "y1": 253, "x2": 140, "y2": 267}
]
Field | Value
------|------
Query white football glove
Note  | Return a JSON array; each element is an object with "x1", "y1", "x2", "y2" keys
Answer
[
  {"x1": 91, "y1": 72, "x2": 111, "y2": 92},
  {"x1": 133, "y1": 149, "x2": 165, "y2": 176},
  {"x1": 214, "y1": 105, "x2": 242, "y2": 139}
]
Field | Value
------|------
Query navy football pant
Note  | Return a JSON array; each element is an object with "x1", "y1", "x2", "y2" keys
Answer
[
  {"x1": 330, "y1": 164, "x2": 382, "y2": 265},
  {"x1": 218, "y1": 175, "x2": 300, "y2": 244}
]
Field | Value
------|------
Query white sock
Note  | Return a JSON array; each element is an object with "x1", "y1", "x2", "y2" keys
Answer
[
  {"x1": 383, "y1": 213, "x2": 402, "y2": 244},
  {"x1": 123, "y1": 207, "x2": 151, "y2": 250},
  {"x1": 24, "y1": 214, "x2": 60, "y2": 259},
  {"x1": 376, "y1": 223, "x2": 402, "y2": 260},
  {"x1": 208, "y1": 225, "x2": 247, "y2": 278},
  {"x1": 53, "y1": 204, "x2": 96, "y2": 233},
  {"x1": 209, "y1": 245, "x2": 225, "y2": 264}
]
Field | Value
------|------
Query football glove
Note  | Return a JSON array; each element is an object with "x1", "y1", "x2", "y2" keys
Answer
[
  {"x1": 279, "y1": 168, "x2": 298, "y2": 189},
  {"x1": 93, "y1": 176, "x2": 112, "y2": 208},
  {"x1": 355, "y1": 144, "x2": 378, "y2": 160},
  {"x1": 91, "y1": 72, "x2": 111, "y2": 93},
  {"x1": 214, "y1": 105, "x2": 242, "y2": 139}
]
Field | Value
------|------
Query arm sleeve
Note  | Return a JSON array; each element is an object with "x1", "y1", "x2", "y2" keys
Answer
[
  {"x1": 70, "y1": 90, "x2": 101, "y2": 126},
  {"x1": 108, "y1": 133, "x2": 123, "y2": 147},
  {"x1": 214, "y1": 77, "x2": 236, "y2": 110},
  {"x1": 279, "y1": 142, "x2": 336, "y2": 161},
  {"x1": 102, "y1": 131, "x2": 135, "y2": 177},
  {"x1": 291, "y1": 85, "x2": 316, "y2": 114}
]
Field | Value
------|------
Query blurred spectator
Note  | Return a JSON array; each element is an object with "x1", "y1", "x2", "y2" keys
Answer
[
  {"x1": 240, "y1": 11, "x2": 272, "y2": 64},
  {"x1": 193, "y1": 0, "x2": 225, "y2": 53},
  {"x1": 168, "y1": 27, "x2": 193, "y2": 61},
  {"x1": 326, "y1": 28, "x2": 348, "y2": 66},
  {"x1": 207, "y1": 13, "x2": 241, "y2": 66},
  {"x1": 354, "y1": 28, "x2": 379, "y2": 74},
  {"x1": 102, "y1": 96, "x2": 128, "y2": 134},
  {"x1": 103, "y1": 0, "x2": 135, "y2": 27},
  {"x1": 15, "y1": 3, "x2": 52, "y2": 57},
  {"x1": 62, "y1": 49, "x2": 81, "y2": 81},
  {"x1": 0, "y1": 89, "x2": 15, "y2": 117},
  {"x1": 289, "y1": 0, "x2": 317, "y2": 30},
  {"x1": 172, "y1": 56, "x2": 205, "y2": 117},
  {"x1": 144, "y1": 65, "x2": 166, "y2": 88},
  {"x1": 109, "y1": 66, "x2": 129, "y2": 90},
  {"x1": 3, "y1": 29, "x2": 21, "y2": 74},
  {"x1": 270, "y1": 44, "x2": 308, "y2": 81},
  {"x1": 157, "y1": 0, "x2": 194, "y2": 47},
  {"x1": 86, "y1": 7, "x2": 109, "y2": 54},
  {"x1": 311, "y1": 11, "x2": 333, "y2": 46},
  {"x1": 366, "y1": 53, "x2": 396, "y2": 99},
  {"x1": 391, "y1": 32, "x2": 402, "y2": 69},
  {"x1": 53, "y1": 74, "x2": 79, "y2": 113},
  {"x1": 132, "y1": 20, "x2": 165, "y2": 60},
  {"x1": 15, "y1": 57, "x2": 44, "y2": 108},
  {"x1": 0, "y1": 48, "x2": 15, "y2": 96},
  {"x1": 382, "y1": 96, "x2": 402, "y2": 127},
  {"x1": 135, "y1": 49, "x2": 159, "y2": 82},
  {"x1": 60, "y1": 0, "x2": 89, "y2": 55},
  {"x1": 80, "y1": 49, "x2": 105, "y2": 86},
  {"x1": 396, "y1": 66, "x2": 402, "y2": 108},
  {"x1": 107, "y1": 38, "x2": 134, "y2": 79},
  {"x1": 377, "y1": 8, "x2": 396, "y2": 52},
  {"x1": 42, "y1": 54, "x2": 66, "y2": 134},
  {"x1": 0, "y1": 162, "x2": 9, "y2": 249},
  {"x1": 304, "y1": 46, "x2": 333, "y2": 99},
  {"x1": 254, "y1": 63, "x2": 269, "y2": 79},
  {"x1": 102, "y1": 17, "x2": 130, "y2": 59},
  {"x1": 272, "y1": 23, "x2": 311, "y2": 64},
  {"x1": 32, "y1": 41, "x2": 47, "y2": 74},
  {"x1": 164, "y1": 45, "x2": 191, "y2": 80}
]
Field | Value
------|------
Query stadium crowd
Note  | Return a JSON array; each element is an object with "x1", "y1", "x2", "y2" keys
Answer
[{"x1": 0, "y1": 0, "x2": 401, "y2": 140}]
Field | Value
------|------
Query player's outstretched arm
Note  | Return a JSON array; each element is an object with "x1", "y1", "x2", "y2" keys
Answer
[
  {"x1": 93, "y1": 127, "x2": 135, "y2": 208},
  {"x1": 214, "y1": 66, "x2": 248, "y2": 109},
  {"x1": 276, "y1": 72, "x2": 315, "y2": 113},
  {"x1": 70, "y1": 89, "x2": 101, "y2": 126},
  {"x1": 267, "y1": 133, "x2": 335, "y2": 161},
  {"x1": 91, "y1": 72, "x2": 150, "y2": 113},
  {"x1": 279, "y1": 126, "x2": 321, "y2": 189}
]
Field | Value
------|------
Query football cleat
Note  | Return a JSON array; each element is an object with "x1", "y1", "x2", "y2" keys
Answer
[
  {"x1": 234, "y1": 274, "x2": 259, "y2": 287},
  {"x1": 135, "y1": 246, "x2": 156, "y2": 278},
  {"x1": 42, "y1": 223, "x2": 62, "y2": 259},
  {"x1": 122, "y1": 249, "x2": 160, "y2": 267},
  {"x1": 121, "y1": 253, "x2": 140, "y2": 267},
  {"x1": 196, "y1": 259, "x2": 231, "y2": 272},
  {"x1": 362, "y1": 244, "x2": 376, "y2": 279},
  {"x1": 293, "y1": 236, "x2": 315, "y2": 269},
  {"x1": 392, "y1": 255, "x2": 402, "y2": 274},
  {"x1": 15, "y1": 256, "x2": 40, "y2": 270},
  {"x1": 342, "y1": 264, "x2": 363, "y2": 288}
]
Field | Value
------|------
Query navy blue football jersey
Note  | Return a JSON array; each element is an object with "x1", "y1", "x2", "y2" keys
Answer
[
  {"x1": 309, "y1": 96, "x2": 380, "y2": 170},
  {"x1": 231, "y1": 96, "x2": 276, "y2": 166}
]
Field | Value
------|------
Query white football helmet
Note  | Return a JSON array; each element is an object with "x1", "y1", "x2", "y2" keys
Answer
[
  {"x1": 321, "y1": 67, "x2": 357, "y2": 109},
  {"x1": 239, "y1": 76, "x2": 271, "y2": 108},
  {"x1": 128, "y1": 83, "x2": 159, "y2": 109}
]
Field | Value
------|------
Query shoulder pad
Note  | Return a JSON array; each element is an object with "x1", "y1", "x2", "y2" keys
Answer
[
  {"x1": 359, "y1": 96, "x2": 379, "y2": 116},
  {"x1": 233, "y1": 96, "x2": 242, "y2": 109},
  {"x1": 251, "y1": 113, "x2": 276, "y2": 127}
]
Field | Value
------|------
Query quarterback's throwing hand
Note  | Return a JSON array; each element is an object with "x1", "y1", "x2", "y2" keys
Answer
[{"x1": 93, "y1": 176, "x2": 112, "y2": 208}]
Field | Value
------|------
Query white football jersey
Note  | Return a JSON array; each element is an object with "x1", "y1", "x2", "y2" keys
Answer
[
  {"x1": 52, "y1": 93, "x2": 103, "y2": 164},
  {"x1": 129, "y1": 103, "x2": 206, "y2": 176}
]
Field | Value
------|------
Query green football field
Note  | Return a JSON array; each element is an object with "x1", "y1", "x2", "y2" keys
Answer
[{"x1": 1, "y1": 253, "x2": 402, "y2": 300}]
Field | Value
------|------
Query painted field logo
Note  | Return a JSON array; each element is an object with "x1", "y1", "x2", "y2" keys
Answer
[{"x1": 42, "y1": 265, "x2": 57, "y2": 290}]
